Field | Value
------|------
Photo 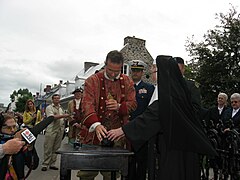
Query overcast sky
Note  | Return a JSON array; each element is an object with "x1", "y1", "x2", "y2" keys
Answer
[{"x1": 0, "y1": 0, "x2": 239, "y2": 106}]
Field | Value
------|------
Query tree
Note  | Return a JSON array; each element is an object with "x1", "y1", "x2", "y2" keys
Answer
[
  {"x1": 185, "y1": 5, "x2": 240, "y2": 107},
  {"x1": 10, "y1": 88, "x2": 33, "y2": 112}
]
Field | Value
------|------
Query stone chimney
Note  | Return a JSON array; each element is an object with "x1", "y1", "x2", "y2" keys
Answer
[{"x1": 124, "y1": 36, "x2": 146, "y2": 47}]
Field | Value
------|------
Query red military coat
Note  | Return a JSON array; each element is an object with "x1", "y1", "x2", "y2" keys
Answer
[{"x1": 81, "y1": 70, "x2": 137, "y2": 144}]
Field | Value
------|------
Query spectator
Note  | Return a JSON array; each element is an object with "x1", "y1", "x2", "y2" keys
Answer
[
  {"x1": 67, "y1": 88, "x2": 84, "y2": 144},
  {"x1": 23, "y1": 99, "x2": 42, "y2": 128},
  {"x1": 222, "y1": 93, "x2": 240, "y2": 132},
  {"x1": 41, "y1": 94, "x2": 70, "y2": 171},
  {"x1": 0, "y1": 114, "x2": 37, "y2": 180},
  {"x1": 207, "y1": 92, "x2": 229, "y2": 127}
]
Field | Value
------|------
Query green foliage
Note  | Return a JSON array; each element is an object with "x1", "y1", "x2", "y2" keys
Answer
[
  {"x1": 185, "y1": 5, "x2": 240, "y2": 107},
  {"x1": 10, "y1": 88, "x2": 33, "y2": 112},
  {"x1": 184, "y1": 65, "x2": 195, "y2": 80}
]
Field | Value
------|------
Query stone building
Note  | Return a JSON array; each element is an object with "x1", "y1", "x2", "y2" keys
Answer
[{"x1": 120, "y1": 36, "x2": 154, "y2": 83}]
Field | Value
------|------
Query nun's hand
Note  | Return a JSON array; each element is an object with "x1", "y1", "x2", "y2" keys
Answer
[{"x1": 107, "y1": 128, "x2": 125, "y2": 141}]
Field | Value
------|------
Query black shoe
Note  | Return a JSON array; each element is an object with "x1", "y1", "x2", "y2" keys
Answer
[
  {"x1": 49, "y1": 166, "x2": 59, "y2": 170},
  {"x1": 41, "y1": 167, "x2": 47, "y2": 171}
]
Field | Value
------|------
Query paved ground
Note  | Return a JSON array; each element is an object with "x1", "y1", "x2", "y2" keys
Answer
[
  {"x1": 27, "y1": 134, "x2": 110, "y2": 180},
  {"x1": 26, "y1": 134, "x2": 219, "y2": 180}
]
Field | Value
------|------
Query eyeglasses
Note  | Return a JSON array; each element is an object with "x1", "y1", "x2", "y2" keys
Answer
[{"x1": 2, "y1": 125, "x2": 17, "y2": 131}]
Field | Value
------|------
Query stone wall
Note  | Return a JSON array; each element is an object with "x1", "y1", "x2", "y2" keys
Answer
[{"x1": 120, "y1": 36, "x2": 154, "y2": 83}]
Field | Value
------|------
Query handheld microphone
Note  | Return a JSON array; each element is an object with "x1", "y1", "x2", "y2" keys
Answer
[{"x1": 19, "y1": 116, "x2": 55, "y2": 144}]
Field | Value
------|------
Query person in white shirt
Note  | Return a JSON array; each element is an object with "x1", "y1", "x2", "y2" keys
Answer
[
  {"x1": 207, "y1": 92, "x2": 229, "y2": 127},
  {"x1": 222, "y1": 93, "x2": 240, "y2": 132}
]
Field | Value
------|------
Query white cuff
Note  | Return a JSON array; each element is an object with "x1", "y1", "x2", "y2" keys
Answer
[{"x1": 89, "y1": 122, "x2": 101, "y2": 132}]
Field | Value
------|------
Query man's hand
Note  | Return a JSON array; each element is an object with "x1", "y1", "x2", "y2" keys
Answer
[
  {"x1": 14, "y1": 128, "x2": 27, "y2": 140},
  {"x1": 95, "y1": 125, "x2": 107, "y2": 141},
  {"x1": 53, "y1": 113, "x2": 70, "y2": 119},
  {"x1": 105, "y1": 99, "x2": 119, "y2": 111},
  {"x1": 62, "y1": 113, "x2": 70, "y2": 118},
  {"x1": 3, "y1": 138, "x2": 25, "y2": 155},
  {"x1": 107, "y1": 128, "x2": 125, "y2": 141},
  {"x1": 73, "y1": 123, "x2": 82, "y2": 128}
]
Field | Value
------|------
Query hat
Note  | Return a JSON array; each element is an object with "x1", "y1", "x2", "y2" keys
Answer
[
  {"x1": 129, "y1": 60, "x2": 147, "y2": 70},
  {"x1": 72, "y1": 87, "x2": 83, "y2": 94},
  {"x1": 175, "y1": 57, "x2": 184, "y2": 64}
]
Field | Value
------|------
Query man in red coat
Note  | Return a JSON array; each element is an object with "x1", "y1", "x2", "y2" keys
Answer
[{"x1": 78, "y1": 50, "x2": 137, "y2": 180}]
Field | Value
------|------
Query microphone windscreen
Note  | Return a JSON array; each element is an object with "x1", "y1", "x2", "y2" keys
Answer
[
  {"x1": 12, "y1": 116, "x2": 55, "y2": 144},
  {"x1": 30, "y1": 116, "x2": 55, "y2": 137}
]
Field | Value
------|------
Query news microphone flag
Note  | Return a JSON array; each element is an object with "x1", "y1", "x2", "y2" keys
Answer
[{"x1": 21, "y1": 129, "x2": 36, "y2": 144}]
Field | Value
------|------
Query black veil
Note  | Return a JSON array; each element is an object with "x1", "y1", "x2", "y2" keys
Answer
[{"x1": 157, "y1": 55, "x2": 216, "y2": 155}]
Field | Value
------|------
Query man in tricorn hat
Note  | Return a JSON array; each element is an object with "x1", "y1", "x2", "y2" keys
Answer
[
  {"x1": 128, "y1": 60, "x2": 155, "y2": 180},
  {"x1": 67, "y1": 87, "x2": 84, "y2": 144}
]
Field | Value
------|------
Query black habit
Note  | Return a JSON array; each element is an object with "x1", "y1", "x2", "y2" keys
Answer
[{"x1": 122, "y1": 55, "x2": 216, "y2": 180}]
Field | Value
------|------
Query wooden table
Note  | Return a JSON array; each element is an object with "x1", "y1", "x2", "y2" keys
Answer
[{"x1": 57, "y1": 143, "x2": 133, "y2": 180}]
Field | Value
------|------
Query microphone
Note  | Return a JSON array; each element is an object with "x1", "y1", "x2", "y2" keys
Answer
[{"x1": 19, "y1": 116, "x2": 55, "y2": 144}]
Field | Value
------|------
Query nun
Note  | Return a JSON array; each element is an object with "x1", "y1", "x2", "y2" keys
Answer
[{"x1": 107, "y1": 55, "x2": 216, "y2": 180}]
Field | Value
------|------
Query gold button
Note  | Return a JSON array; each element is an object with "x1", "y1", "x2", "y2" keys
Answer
[
  {"x1": 120, "y1": 77, "x2": 123, "y2": 80},
  {"x1": 101, "y1": 97, "x2": 104, "y2": 99},
  {"x1": 100, "y1": 106, "x2": 103, "y2": 109},
  {"x1": 100, "y1": 116, "x2": 102, "y2": 118},
  {"x1": 121, "y1": 85, "x2": 125, "y2": 88}
]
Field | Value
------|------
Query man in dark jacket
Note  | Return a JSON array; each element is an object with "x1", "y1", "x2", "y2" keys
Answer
[
  {"x1": 207, "y1": 92, "x2": 229, "y2": 127},
  {"x1": 222, "y1": 93, "x2": 240, "y2": 132}
]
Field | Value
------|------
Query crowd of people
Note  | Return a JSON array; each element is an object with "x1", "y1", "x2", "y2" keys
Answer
[{"x1": 0, "y1": 50, "x2": 239, "y2": 180}]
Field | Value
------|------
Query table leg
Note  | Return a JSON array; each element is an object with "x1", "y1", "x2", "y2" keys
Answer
[
  {"x1": 60, "y1": 155, "x2": 71, "y2": 180},
  {"x1": 60, "y1": 169, "x2": 71, "y2": 180},
  {"x1": 121, "y1": 175, "x2": 128, "y2": 180},
  {"x1": 111, "y1": 171, "x2": 116, "y2": 180}
]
